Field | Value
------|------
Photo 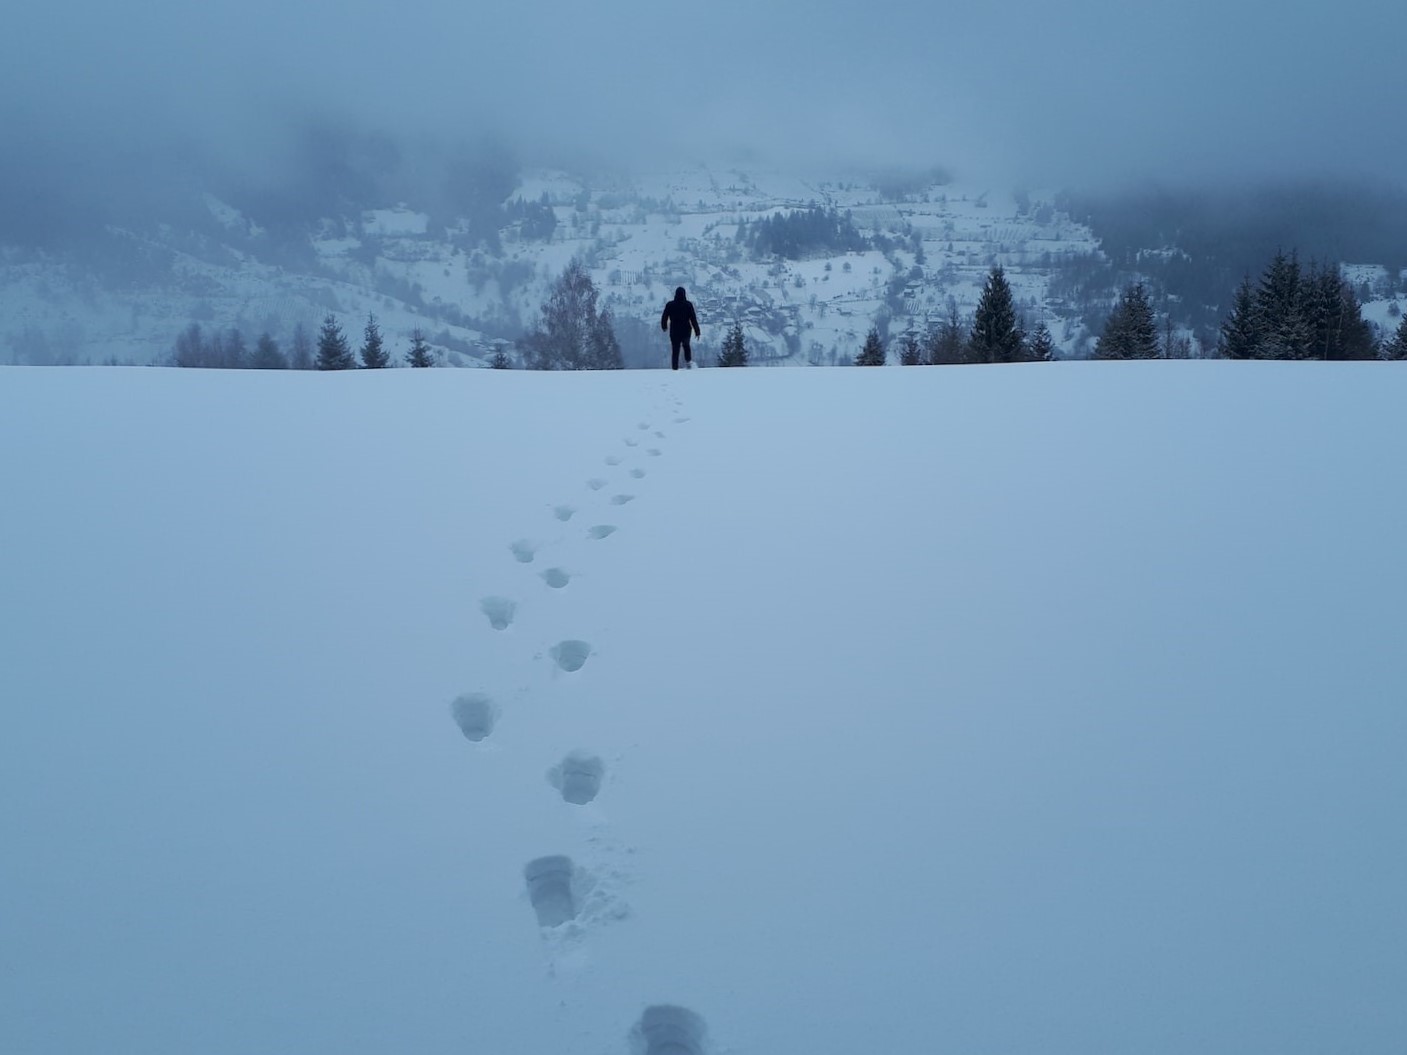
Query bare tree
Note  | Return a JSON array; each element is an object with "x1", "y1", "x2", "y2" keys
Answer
[{"x1": 519, "y1": 261, "x2": 622, "y2": 370}]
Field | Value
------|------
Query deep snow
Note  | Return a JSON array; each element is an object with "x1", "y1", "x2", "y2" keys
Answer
[{"x1": 1, "y1": 362, "x2": 1405, "y2": 1054}]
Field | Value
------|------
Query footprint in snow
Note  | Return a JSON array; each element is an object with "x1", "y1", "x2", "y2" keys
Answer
[
  {"x1": 480, "y1": 596, "x2": 516, "y2": 630},
  {"x1": 630, "y1": 468, "x2": 646, "y2": 479},
  {"x1": 587, "y1": 478, "x2": 607, "y2": 491},
  {"x1": 646, "y1": 449, "x2": 662, "y2": 457},
  {"x1": 624, "y1": 438, "x2": 639, "y2": 447},
  {"x1": 510, "y1": 539, "x2": 538, "y2": 563},
  {"x1": 588, "y1": 524, "x2": 617, "y2": 540},
  {"x1": 610, "y1": 494, "x2": 635, "y2": 505},
  {"x1": 605, "y1": 455, "x2": 622, "y2": 466},
  {"x1": 548, "y1": 752, "x2": 605, "y2": 805},
  {"x1": 449, "y1": 693, "x2": 498, "y2": 742},
  {"x1": 638, "y1": 422, "x2": 651, "y2": 430},
  {"x1": 673, "y1": 416, "x2": 690, "y2": 424},
  {"x1": 550, "y1": 640, "x2": 592, "y2": 672},
  {"x1": 541, "y1": 567, "x2": 571, "y2": 589},
  {"x1": 554, "y1": 505, "x2": 576, "y2": 522},
  {"x1": 654, "y1": 431, "x2": 666, "y2": 439},
  {"x1": 524, "y1": 856, "x2": 578, "y2": 927},
  {"x1": 632, "y1": 1006, "x2": 708, "y2": 1055}
]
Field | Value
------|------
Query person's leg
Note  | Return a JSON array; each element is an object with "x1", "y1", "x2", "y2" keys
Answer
[
  {"x1": 682, "y1": 339, "x2": 692, "y2": 366},
  {"x1": 671, "y1": 337, "x2": 681, "y2": 370}
]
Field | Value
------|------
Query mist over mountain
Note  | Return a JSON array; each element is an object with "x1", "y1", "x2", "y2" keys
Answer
[
  {"x1": 3, "y1": 0, "x2": 1405, "y2": 366},
  {"x1": 5, "y1": 0, "x2": 1405, "y2": 190}
]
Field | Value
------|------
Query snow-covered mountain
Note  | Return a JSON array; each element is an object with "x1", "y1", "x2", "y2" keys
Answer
[
  {"x1": 6, "y1": 162, "x2": 1406, "y2": 369},
  {"x1": 1, "y1": 166, "x2": 1104, "y2": 367},
  {"x1": 2, "y1": 362, "x2": 1405, "y2": 1053}
]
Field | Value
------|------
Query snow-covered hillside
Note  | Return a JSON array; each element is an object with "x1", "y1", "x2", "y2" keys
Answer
[
  {"x1": 10, "y1": 163, "x2": 1407, "y2": 369},
  {"x1": 2, "y1": 362, "x2": 1404, "y2": 1053},
  {"x1": 0, "y1": 167, "x2": 1104, "y2": 368}
]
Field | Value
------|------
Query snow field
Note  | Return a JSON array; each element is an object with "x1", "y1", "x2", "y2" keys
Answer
[{"x1": 1, "y1": 362, "x2": 1405, "y2": 1054}]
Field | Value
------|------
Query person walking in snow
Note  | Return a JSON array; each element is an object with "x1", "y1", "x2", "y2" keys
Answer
[{"x1": 661, "y1": 286, "x2": 701, "y2": 370}]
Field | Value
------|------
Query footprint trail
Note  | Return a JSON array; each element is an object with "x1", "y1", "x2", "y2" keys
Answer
[{"x1": 449, "y1": 392, "x2": 698, "y2": 1037}]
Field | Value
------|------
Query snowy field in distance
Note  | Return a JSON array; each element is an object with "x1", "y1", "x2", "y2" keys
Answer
[{"x1": 1, "y1": 362, "x2": 1405, "y2": 1054}]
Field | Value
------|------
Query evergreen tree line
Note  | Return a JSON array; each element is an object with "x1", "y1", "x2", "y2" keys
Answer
[
  {"x1": 1219, "y1": 251, "x2": 1386, "y2": 360},
  {"x1": 860, "y1": 267, "x2": 1057, "y2": 367},
  {"x1": 1064, "y1": 182, "x2": 1407, "y2": 344},
  {"x1": 872, "y1": 257, "x2": 1401, "y2": 368},
  {"x1": 737, "y1": 204, "x2": 868, "y2": 261},
  {"x1": 170, "y1": 253, "x2": 1407, "y2": 374},
  {"x1": 172, "y1": 324, "x2": 301, "y2": 369},
  {"x1": 171, "y1": 314, "x2": 442, "y2": 370},
  {"x1": 674, "y1": 254, "x2": 1404, "y2": 368},
  {"x1": 502, "y1": 193, "x2": 559, "y2": 242}
]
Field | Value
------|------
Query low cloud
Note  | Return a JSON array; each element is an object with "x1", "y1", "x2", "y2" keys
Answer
[{"x1": 1, "y1": 0, "x2": 1403, "y2": 203}]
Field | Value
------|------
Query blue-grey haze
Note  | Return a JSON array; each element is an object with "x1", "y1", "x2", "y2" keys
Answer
[{"x1": 2, "y1": 0, "x2": 1404, "y2": 190}]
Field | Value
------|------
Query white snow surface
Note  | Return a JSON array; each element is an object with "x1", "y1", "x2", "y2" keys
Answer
[{"x1": 2, "y1": 362, "x2": 1405, "y2": 1053}]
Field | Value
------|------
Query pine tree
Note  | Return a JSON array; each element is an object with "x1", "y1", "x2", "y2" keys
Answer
[
  {"x1": 1096, "y1": 283, "x2": 1160, "y2": 359},
  {"x1": 173, "y1": 322, "x2": 208, "y2": 368},
  {"x1": 969, "y1": 266, "x2": 1024, "y2": 363},
  {"x1": 207, "y1": 331, "x2": 227, "y2": 370},
  {"x1": 898, "y1": 333, "x2": 923, "y2": 365},
  {"x1": 289, "y1": 323, "x2": 314, "y2": 370},
  {"x1": 1301, "y1": 259, "x2": 1376, "y2": 360},
  {"x1": 518, "y1": 261, "x2": 620, "y2": 370},
  {"x1": 924, "y1": 300, "x2": 966, "y2": 365},
  {"x1": 1328, "y1": 273, "x2": 1378, "y2": 360},
  {"x1": 1385, "y1": 315, "x2": 1407, "y2": 360},
  {"x1": 222, "y1": 328, "x2": 249, "y2": 369},
  {"x1": 490, "y1": 348, "x2": 514, "y2": 369},
  {"x1": 1255, "y1": 250, "x2": 1311, "y2": 359},
  {"x1": 1027, "y1": 321, "x2": 1055, "y2": 362},
  {"x1": 1219, "y1": 276, "x2": 1260, "y2": 359},
  {"x1": 855, "y1": 326, "x2": 886, "y2": 366},
  {"x1": 1301, "y1": 261, "x2": 1335, "y2": 359},
  {"x1": 251, "y1": 332, "x2": 287, "y2": 369},
  {"x1": 717, "y1": 322, "x2": 749, "y2": 367},
  {"x1": 359, "y1": 313, "x2": 389, "y2": 369},
  {"x1": 405, "y1": 328, "x2": 435, "y2": 367},
  {"x1": 315, "y1": 314, "x2": 355, "y2": 370}
]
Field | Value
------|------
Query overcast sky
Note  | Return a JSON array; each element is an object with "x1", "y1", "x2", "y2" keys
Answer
[{"x1": 3, "y1": 0, "x2": 1405, "y2": 188}]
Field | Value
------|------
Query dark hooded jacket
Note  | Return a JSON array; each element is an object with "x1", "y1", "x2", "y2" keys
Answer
[{"x1": 661, "y1": 287, "x2": 700, "y2": 339}]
